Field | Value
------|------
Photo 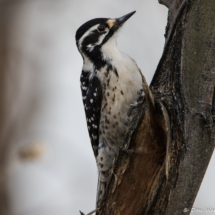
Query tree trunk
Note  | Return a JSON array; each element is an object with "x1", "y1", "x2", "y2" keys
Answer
[
  {"x1": 0, "y1": 2, "x2": 42, "y2": 214},
  {"x1": 0, "y1": 1, "x2": 75, "y2": 214},
  {"x1": 97, "y1": 0, "x2": 215, "y2": 214}
]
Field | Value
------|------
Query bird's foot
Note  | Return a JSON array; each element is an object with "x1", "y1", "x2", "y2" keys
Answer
[{"x1": 79, "y1": 208, "x2": 99, "y2": 215}]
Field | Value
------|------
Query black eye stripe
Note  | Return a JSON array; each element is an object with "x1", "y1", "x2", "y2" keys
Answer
[
  {"x1": 82, "y1": 34, "x2": 100, "y2": 46},
  {"x1": 92, "y1": 29, "x2": 107, "y2": 35},
  {"x1": 91, "y1": 29, "x2": 107, "y2": 34},
  {"x1": 99, "y1": 31, "x2": 107, "y2": 35}
]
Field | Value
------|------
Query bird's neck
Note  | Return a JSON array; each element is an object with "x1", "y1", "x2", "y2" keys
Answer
[
  {"x1": 100, "y1": 37, "x2": 120, "y2": 62},
  {"x1": 82, "y1": 38, "x2": 121, "y2": 72},
  {"x1": 82, "y1": 54, "x2": 94, "y2": 72}
]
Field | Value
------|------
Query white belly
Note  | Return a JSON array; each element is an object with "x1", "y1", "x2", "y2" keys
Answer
[{"x1": 96, "y1": 52, "x2": 143, "y2": 173}]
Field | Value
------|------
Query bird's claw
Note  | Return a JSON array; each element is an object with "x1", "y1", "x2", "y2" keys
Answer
[{"x1": 79, "y1": 208, "x2": 100, "y2": 215}]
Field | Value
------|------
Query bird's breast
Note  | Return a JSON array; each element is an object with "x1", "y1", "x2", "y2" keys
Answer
[{"x1": 97, "y1": 55, "x2": 142, "y2": 149}]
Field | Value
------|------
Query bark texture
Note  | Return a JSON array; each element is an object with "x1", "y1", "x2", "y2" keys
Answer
[{"x1": 97, "y1": 0, "x2": 215, "y2": 214}]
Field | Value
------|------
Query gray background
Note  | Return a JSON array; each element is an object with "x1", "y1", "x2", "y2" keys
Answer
[{"x1": 5, "y1": 0, "x2": 214, "y2": 214}]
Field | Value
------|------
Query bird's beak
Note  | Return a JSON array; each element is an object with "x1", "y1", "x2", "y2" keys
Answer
[
  {"x1": 116, "y1": 11, "x2": 136, "y2": 27},
  {"x1": 106, "y1": 11, "x2": 136, "y2": 30}
]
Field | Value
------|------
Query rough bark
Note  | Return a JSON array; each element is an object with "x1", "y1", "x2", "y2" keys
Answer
[{"x1": 97, "y1": 0, "x2": 215, "y2": 215}]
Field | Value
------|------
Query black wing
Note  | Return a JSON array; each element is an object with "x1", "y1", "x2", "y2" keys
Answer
[{"x1": 80, "y1": 70, "x2": 102, "y2": 157}]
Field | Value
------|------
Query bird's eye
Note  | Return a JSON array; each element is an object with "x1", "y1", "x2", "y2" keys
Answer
[{"x1": 98, "y1": 25, "x2": 105, "y2": 32}]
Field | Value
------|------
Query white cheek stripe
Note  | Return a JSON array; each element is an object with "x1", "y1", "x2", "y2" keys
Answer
[
  {"x1": 87, "y1": 31, "x2": 108, "y2": 52},
  {"x1": 95, "y1": 32, "x2": 108, "y2": 45},
  {"x1": 78, "y1": 24, "x2": 99, "y2": 48}
]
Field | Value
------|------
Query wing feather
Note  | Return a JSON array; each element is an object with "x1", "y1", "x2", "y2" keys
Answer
[{"x1": 80, "y1": 70, "x2": 102, "y2": 157}]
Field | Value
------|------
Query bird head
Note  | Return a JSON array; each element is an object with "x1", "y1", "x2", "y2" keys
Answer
[{"x1": 75, "y1": 11, "x2": 136, "y2": 66}]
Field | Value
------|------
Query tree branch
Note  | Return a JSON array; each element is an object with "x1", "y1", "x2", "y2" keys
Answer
[{"x1": 158, "y1": 0, "x2": 172, "y2": 8}]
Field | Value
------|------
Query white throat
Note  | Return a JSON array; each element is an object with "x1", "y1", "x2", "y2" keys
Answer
[
  {"x1": 82, "y1": 54, "x2": 94, "y2": 72},
  {"x1": 101, "y1": 36, "x2": 120, "y2": 62}
]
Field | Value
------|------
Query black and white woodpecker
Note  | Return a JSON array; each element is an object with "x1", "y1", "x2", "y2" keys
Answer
[{"x1": 76, "y1": 11, "x2": 145, "y2": 207}]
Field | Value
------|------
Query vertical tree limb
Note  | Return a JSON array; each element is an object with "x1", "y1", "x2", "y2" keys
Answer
[{"x1": 0, "y1": 2, "x2": 41, "y2": 214}]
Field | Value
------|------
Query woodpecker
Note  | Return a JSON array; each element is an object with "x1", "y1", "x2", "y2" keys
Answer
[{"x1": 76, "y1": 11, "x2": 144, "y2": 207}]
